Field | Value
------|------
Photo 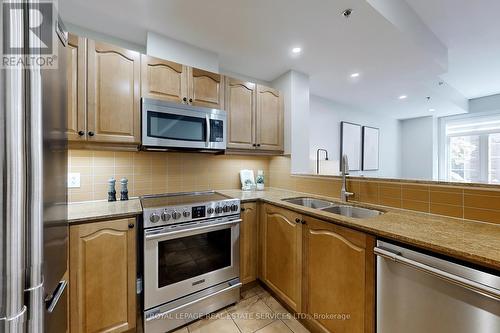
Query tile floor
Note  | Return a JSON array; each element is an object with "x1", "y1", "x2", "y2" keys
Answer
[{"x1": 172, "y1": 285, "x2": 310, "y2": 333}]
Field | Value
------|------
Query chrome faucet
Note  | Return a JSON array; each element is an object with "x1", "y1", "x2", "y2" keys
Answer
[
  {"x1": 340, "y1": 154, "x2": 354, "y2": 202},
  {"x1": 316, "y1": 148, "x2": 329, "y2": 174}
]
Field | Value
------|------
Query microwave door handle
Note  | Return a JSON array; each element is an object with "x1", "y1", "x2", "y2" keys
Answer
[{"x1": 205, "y1": 114, "x2": 210, "y2": 147}]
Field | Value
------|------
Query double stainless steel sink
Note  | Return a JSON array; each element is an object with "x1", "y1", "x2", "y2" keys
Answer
[{"x1": 283, "y1": 197, "x2": 383, "y2": 219}]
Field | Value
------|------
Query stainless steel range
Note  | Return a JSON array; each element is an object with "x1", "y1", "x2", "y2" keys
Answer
[{"x1": 141, "y1": 191, "x2": 241, "y2": 333}]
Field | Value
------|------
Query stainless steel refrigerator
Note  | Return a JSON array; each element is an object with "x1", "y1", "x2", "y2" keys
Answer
[{"x1": 1, "y1": 1, "x2": 68, "y2": 332}]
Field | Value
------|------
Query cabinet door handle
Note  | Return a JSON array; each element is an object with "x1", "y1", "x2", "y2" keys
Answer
[
  {"x1": 301, "y1": 220, "x2": 306, "y2": 225},
  {"x1": 183, "y1": 97, "x2": 187, "y2": 103},
  {"x1": 253, "y1": 144, "x2": 257, "y2": 147},
  {"x1": 78, "y1": 130, "x2": 85, "y2": 136},
  {"x1": 189, "y1": 98, "x2": 193, "y2": 103},
  {"x1": 128, "y1": 223, "x2": 134, "y2": 229},
  {"x1": 295, "y1": 218, "x2": 301, "y2": 223},
  {"x1": 256, "y1": 144, "x2": 261, "y2": 147},
  {"x1": 88, "y1": 131, "x2": 94, "y2": 137},
  {"x1": 241, "y1": 208, "x2": 246, "y2": 212}
]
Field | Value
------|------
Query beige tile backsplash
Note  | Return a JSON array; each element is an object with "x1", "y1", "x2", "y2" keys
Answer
[
  {"x1": 68, "y1": 150, "x2": 269, "y2": 202},
  {"x1": 69, "y1": 151, "x2": 500, "y2": 224}
]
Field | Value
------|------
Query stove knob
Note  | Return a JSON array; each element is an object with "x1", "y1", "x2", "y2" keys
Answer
[
  {"x1": 207, "y1": 207, "x2": 215, "y2": 214},
  {"x1": 172, "y1": 211, "x2": 182, "y2": 220},
  {"x1": 223, "y1": 205, "x2": 230, "y2": 213},
  {"x1": 183, "y1": 211, "x2": 191, "y2": 217},
  {"x1": 161, "y1": 212, "x2": 171, "y2": 221},
  {"x1": 149, "y1": 213, "x2": 160, "y2": 223},
  {"x1": 230, "y1": 204, "x2": 239, "y2": 212},
  {"x1": 215, "y1": 206, "x2": 223, "y2": 214}
]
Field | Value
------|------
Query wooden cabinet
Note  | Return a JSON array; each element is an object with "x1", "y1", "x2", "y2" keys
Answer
[
  {"x1": 189, "y1": 67, "x2": 224, "y2": 108},
  {"x1": 141, "y1": 54, "x2": 188, "y2": 103},
  {"x1": 240, "y1": 202, "x2": 258, "y2": 285},
  {"x1": 256, "y1": 85, "x2": 283, "y2": 151},
  {"x1": 302, "y1": 217, "x2": 375, "y2": 333},
  {"x1": 69, "y1": 218, "x2": 137, "y2": 333},
  {"x1": 66, "y1": 36, "x2": 141, "y2": 146},
  {"x1": 225, "y1": 78, "x2": 256, "y2": 150},
  {"x1": 225, "y1": 79, "x2": 284, "y2": 153},
  {"x1": 259, "y1": 204, "x2": 302, "y2": 312},
  {"x1": 66, "y1": 34, "x2": 86, "y2": 141},
  {"x1": 141, "y1": 55, "x2": 224, "y2": 109},
  {"x1": 87, "y1": 40, "x2": 141, "y2": 144}
]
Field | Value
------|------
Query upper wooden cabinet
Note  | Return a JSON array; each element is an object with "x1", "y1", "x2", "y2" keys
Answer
[
  {"x1": 260, "y1": 204, "x2": 302, "y2": 312},
  {"x1": 87, "y1": 40, "x2": 141, "y2": 144},
  {"x1": 240, "y1": 202, "x2": 258, "y2": 285},
  {"x1": 225, "y1": 78, "x2": 256, "y2": 150},
  {"x1": 302, "y1": 217, "x2": 375, "y2": 333},
  {"x1": 189, "y1": 67, "x2": 224, "y2": 108},
  {"x1": 256, "y1": 85, "x2": 283, "y2": 151},
  {"x1": 141, "y1": 55, "x2": 224, "y2": 109},
  {"x1": 225, "y1": 80, "x2": 284, "y2": 153},
  {"x1": 69, "y1": 218, "x2": 137, "y2": 333},
  {"x1": 141, "y1": 54, "x2": 188, "y2": 103},
  {"x1": 66, "y1": 34, "x2": 86, "y2": 141}
]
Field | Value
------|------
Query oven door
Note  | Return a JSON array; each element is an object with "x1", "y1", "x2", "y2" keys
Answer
[
  {"x1": 141, "y1": 99, "x2": 226, "y2": 150},
  {"x1": 143, "y1": 218, "x2": 240, "y2": 310}
]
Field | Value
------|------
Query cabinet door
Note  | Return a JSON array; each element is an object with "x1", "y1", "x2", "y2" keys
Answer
[
  {"x1": 303, "y1": 217, "x2": 375, "y2": 333},
  {"x1": 225, "y1": 78, "x2": 256, "y2": 150},
  {"x1": 189, "y1": 67, "x2": 224, "y2": 109},
  {"x1": 260, "y1": 204, "x2": 302, "y2": 311},
  {"x1": 87, "y1": 40, "x2": 140, "y2": 144},
  {"x1": 141, "y1": 54, "x2": 188, "y2": 103},
  {"x1": 256, "y1": 85, "x2": 284, "y2": 151},
  {"x1": 66, "y1": 34, "x2": 86, "y2": 141},
  {"x1": 240, "y1": 202, "x2": 258, "y2": 285},
  {"x1": 70, "y1": 218, "x2": 137, "y2": 333}
]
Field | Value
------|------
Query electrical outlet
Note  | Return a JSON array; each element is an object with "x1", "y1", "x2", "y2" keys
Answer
[{"x1": 68, "y1": 173, "x2": 80, "y2": 188}]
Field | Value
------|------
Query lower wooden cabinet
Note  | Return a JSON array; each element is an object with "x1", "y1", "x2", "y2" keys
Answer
[
  {"x1": 259, "y1": 204, "x2": 303, "y2": 312},
  {"x1": 239, "y1": 202, "x2": 258, "y2": 285},
  {"x1": 69, "y1": 218, "x2": 137, "y2": 333},
  {"x1": 302, "y1": 217, "x2": 375, "y2": 333}
]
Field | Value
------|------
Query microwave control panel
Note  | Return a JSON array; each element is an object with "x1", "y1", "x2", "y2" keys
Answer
[{"x1": 210, "y1": 120, "x2": 224, "y2": 142}]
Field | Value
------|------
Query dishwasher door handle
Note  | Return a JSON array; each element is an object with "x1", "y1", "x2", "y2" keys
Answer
[{"x1": 375, "y1": 247, "x2": 500, "y2": 301}]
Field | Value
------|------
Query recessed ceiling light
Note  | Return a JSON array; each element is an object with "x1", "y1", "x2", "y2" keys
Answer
[
  {"x1": 292, "y1": 47, "x2": 302, "y2": 54},
  {"x1": 429, "y1": 108, "x2": 436, "y2": 112},
  {"x1": 350, "y1": 72, "x2": 360, "y2": 78},
  {"x1": 399, "y1": 95, "x2": 408, "y2": 100}
]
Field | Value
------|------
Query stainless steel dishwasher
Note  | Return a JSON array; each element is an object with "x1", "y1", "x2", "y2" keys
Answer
[{"x1": 375, "y1": 240, "x2": 500, "y2": 333}]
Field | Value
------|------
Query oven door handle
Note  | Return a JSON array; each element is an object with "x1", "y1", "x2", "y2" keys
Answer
[{"x1": 144, "y1": 219, "x2": 241, "y2": 241}]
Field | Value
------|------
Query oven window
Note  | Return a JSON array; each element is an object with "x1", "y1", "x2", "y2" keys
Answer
[
  {"x1": 157, "y1": 228, "x2": 231, "y2": 287},
  {"x1": 148, "y1": 111, "x2": 206, "y2": 142}
]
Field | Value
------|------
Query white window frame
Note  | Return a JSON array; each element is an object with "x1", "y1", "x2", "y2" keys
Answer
[{"x1": 438, "y1": 111, "x2": 500, "y2": 183}]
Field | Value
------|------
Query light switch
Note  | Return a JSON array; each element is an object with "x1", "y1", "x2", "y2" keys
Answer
[{"x1": 68, "y1": 173, "x2": 80, "y2": 188}]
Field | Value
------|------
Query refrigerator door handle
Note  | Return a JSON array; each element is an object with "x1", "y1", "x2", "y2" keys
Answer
[
  {"x1": 45, "y1": 280, "x2": 68, "y2": 313},
  {"x1": 375, "y1": 247, "x2": 500, "y2": 300}
]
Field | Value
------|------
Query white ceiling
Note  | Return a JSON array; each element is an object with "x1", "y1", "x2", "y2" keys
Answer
[{"x1": 60, "y1": 0, "x2": 496, "y2": 119}]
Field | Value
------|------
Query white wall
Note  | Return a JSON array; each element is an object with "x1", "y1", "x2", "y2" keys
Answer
[
  {"x1": 400, "y1": 116, "x2": 438, "y2": 180},
  {"x1": 66, "y1": 22, "x2": 146, "y2": 53},
  {"x1": 309, "y1": 95, "x2": 401, "y2": 178},
  {"x1": 272, "y1": 70, "x2": 311, "y2": 174},
  {"x1": 469, "y1": 93, "x2": 500, "y2": 113},
  {"x1": 146, "y1": 32, "x2": 219, "y2": 73}
]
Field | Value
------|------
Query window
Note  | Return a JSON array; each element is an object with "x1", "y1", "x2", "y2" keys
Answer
[{"x1": 443, "y1": 113, "x2": 500, "y2": 184}]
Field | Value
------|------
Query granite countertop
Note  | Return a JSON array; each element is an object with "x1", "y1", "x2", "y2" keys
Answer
[
  {"x1": 66, "y1": 188, "x2": 499, "y2": 270},
  {"x1": 219, "y1": 188, "x2": 500, "y2": 270},
  {"x1": 67, "y1": 198, "x2": 143, "y2": 224}
]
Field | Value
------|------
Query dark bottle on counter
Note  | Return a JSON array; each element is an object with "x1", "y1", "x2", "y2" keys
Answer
[
  {"x1": 120, "y1": 177, "x2": 129, "y2": 201},
  {"x1": 108, "y1": 177, "x2": 117, "y2": 202}
]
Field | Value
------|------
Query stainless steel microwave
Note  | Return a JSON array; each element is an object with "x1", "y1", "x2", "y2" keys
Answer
[{"x1": 141, "y1": 98, "x2": 226, "y2": 151}]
